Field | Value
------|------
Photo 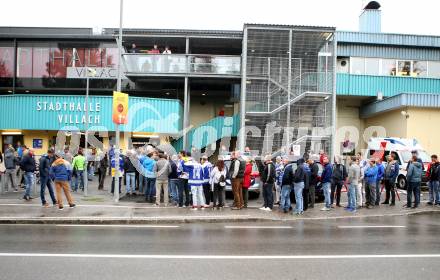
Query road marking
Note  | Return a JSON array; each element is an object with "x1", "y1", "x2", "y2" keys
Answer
[
  {"x1": 54, "y1": 224, "x2": 180, "y2": 228},
  {"x1": 338, "y1": 225, "x2": 406, "y2": 229},
  {"x1": 0, "y1": 253, "x2": 438, "y2": 259},
  {"x1": 225, "y1": 226, "x2": 293, "y2": 229}
]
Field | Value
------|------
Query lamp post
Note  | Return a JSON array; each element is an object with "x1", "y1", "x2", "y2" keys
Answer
[
  {"x1": 84, "y1": 67, "x2": 96, "y2": 197},
  {"x1": 114, "y1": 0, "x2": 124, "y2": 203}
]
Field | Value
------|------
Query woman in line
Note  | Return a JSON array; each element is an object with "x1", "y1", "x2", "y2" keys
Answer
[{"x1": 210, "y1": 158, "x2": 227, "y2": 209}]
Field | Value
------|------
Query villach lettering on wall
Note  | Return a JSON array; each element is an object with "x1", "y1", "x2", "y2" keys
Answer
[{"x1": 36, "y1": 101, "x2": 101, "y2": 124}]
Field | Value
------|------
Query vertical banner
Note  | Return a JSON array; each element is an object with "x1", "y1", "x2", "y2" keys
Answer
[{"x1": 112, "y1": 91, "x2": 129, "y2": 124}]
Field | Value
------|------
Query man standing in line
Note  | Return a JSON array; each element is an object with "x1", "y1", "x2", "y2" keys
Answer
[
  {"x1": 72, "y1": 149, "x2": 86, "y2": 192},
  {"x1": 154, "y1": 153, "x2": 172, "y2": 206},
  {"x1": 16, "y1": 142, "x2": 24, "y2": 188},
  {"x1": 331, "y1": 156, "x2": 347, "y2": 207},
  {"x1": 426, "y1": 155, "x2": 440, "y2": 206},
  {"x1": 405, "y1": 155, "x2": 423, "y2": 209},
  {"x1": 308, "y1": 158, "x2": 319, "y2": 209},
  {"x1": 4, "y1": 145, "x2": 18, "y2": 192},
  {"x1": 382, "y1": 154, "x2": 399, "y2": 206},
  {"x1": 346, "y1": 156, "x2": 360, "y2": 213},
  {"x1": 20, "y1": 149, "x2": 36, "y2": 201},
  {"x1": 260, "y1": 155, "x2": 275, "y2": 211},
  {"x1": 274, "y1": 156, "x2": 284, "y2": 205},
  {"x1": 293, "y1": 159, "x2": 306, "y2": 215},
  {"x1": 364, "y1": 159, "x2": 378, "y2": 209},
  {"x1": 375, "y1": 158, "x2": 385, "y2": 206},
  {"x1": 39, "y1": 149, "x2": 57, "y2": 207},
  {"x1": 183, "y1": 154, "x2": 205, "y2": 210},
  {"x1": 279, "y1": 157, "x2": 294, "y2": 213},
  {"x1": 230, "y1": 151, "x2": 246, "y2": 210},
  {"x1": 320, "y1": 156, "x2": 332, "y2": 211},
  {"x1": 201, "y1": 155, "x2": 213, "y2": 206},
  {"x1": 142, "y1": 151, "x2": 157, "y2": 203}
]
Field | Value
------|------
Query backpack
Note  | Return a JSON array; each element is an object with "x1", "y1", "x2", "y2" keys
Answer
[
  {"x1": 293, "y1": 165, "x2": 305, "y2": 183},
  {"x1": 219, "y1": 174, "x2": 226, "y2": 187}
]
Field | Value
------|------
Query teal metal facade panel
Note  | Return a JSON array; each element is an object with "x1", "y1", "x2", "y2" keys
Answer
[
  {"x1": 173, "y1": 115, "x2": 239, "y2": 151},
  {"x1": 360, "y1": 93, "x2": 440, "y2": 118},
  {"x1": 336, "y1": 31, "x2": 440, "y2": 48},
  {"x1": 337, "y1": 44, "x2": 440, "y2": 61},
  {"x1": 0, "y1": 95, "x2": 182, "y2": 134},
  {"x1": 337, "y1": 73, "x2": 440, "y2": 97}
]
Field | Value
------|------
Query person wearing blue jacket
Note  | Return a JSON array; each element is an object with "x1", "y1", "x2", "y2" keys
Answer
[
  {"x1": 183, "y1": 156, "x2": 206, "y2": 209},
  {"x1": 406, "y1": 155, "x2": 423, "y2": 208},
  {"x1": 382, "y1": 154, "x2": 399, "y2": 206},
  {"x1": 375, "y1": 158, "x2": 385, "y2": 206},
  {"x1": 364, "y1": 159, "x2": 378, "y2": 209},
  {"x1": 49, "y1": 153, "x2": 75, "y2": 210},
  {"x1": 320, "y1": 156, "x2": 333, "y2": 211},
  {"x1": 142, "y1": 152, "x2": 157, "y2": 203}
]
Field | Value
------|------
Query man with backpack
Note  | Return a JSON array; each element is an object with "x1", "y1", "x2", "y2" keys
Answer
[
  {"x1": 230, "y1": 151, "x2": 246, "y2": 210},
  {"x1": 260, "y1": 155, "x2": 275, "y2": 211},
  {"x1": 382, "y1": 154, "x2": 399, "y2": 206},
  {"x1": 331, "y1": 156, "x2": 348, "y2": 207}
]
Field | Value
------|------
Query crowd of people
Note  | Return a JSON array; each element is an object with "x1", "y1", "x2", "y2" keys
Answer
[{"x1": 1, "y1": 143, "x2": 439, "y2": 214}]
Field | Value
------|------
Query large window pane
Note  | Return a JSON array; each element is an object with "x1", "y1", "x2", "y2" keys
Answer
[
  {"x1": 429, "y1": 61, "x2": 440, "y2": 78},
  {"x1": 381, "y1": 59, "x2": 396, "y2": 76},
  {"x1": 412, "y1": 61, "x2": 427, "y2": 77},
  {"x1": 397, "y1": 60, "x2": 411, "y2": 76},
  {"x1": 350, "y1": 57, "x2": 364, "y2": 75},
  {"x1": 365, "y1": 58, "x2": 380, "y2": 75},
  {"x1": 0, "y1": 43, "x2": 14, "y2": 78}
]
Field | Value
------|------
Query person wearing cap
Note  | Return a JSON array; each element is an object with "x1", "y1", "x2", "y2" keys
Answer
[
  {"x1": 50, "y1": 153, "x2": 75, "y2": 210},
  {"x1": 201, "y1": 155, "x2": 213, "y2": 207},
  {"x1": 260, "y1": 155, "x2": 275, "y2": 211},
  {"x1": 39, "y1": 149, "x2": 57, "y2": 207},
  {"x1": 364, "y1": 159, "x2": 378, "y2": 209}
]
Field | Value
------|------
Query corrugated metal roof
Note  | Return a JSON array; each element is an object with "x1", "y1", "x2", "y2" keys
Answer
[
  {"x1": 360, "y1": 93, "x2": 440, "y2": 118},
  {"x1": 337, "y1": 44, "x2": 440, "y2": 61},
  {"x1": 337, "y1": 31, "x2": 440, "y2": 48},
  {"x1": 102, "y1": 28, "x2": 243, "y2": 39},
  {"x1": 245, "y1": 23, "x2": 335, "y2": 33}
]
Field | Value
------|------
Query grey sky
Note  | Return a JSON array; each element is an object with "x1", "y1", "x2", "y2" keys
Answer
[{"x1": 1, "y1": 0, "x2": 439, "y2": 36}]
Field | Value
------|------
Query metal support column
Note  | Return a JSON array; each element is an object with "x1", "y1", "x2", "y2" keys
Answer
[
  {"x1": 286, "y1": 29, "x2": 293, "y2": 143},
  {"x1": 84, "y1": 74, "x2": 90, "y2": 196},
  {"x1": 330, "y1": 35, "x2": 337, "y2": 162},
  {"x1": 238, "y1": 28, "x2": 248, "y2": 152},
  {"x1": 267, "y1": 57, "x2": 271, "y2": 112},
  {"x1": 182, "y1": 37, "x2": 190, "y2": 151}
]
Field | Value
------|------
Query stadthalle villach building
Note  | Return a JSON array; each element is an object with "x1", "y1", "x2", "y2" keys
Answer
[{"x1": 1, "y1": 1, "x2": 440, "y2": 158}]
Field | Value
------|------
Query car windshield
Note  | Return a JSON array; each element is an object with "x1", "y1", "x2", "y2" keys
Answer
[{"x1": 400, "y1": 150, "x2": 430, "y2": 163}]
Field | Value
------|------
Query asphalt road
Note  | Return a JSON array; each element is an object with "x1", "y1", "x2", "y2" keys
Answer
[{"x1": 0, "y1": 214, "x2": 439, "y2": 280}]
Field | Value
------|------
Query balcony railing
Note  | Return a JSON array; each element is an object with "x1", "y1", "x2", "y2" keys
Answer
[{"x1": 122, "y1": 53, "x2": 241, "y2": 77}]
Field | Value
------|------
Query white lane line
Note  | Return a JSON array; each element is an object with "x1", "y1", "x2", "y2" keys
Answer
[
  {"x1": 0, "y1": 253, "x2": 438, "y2": 259},
  {"x1": 54, "y1": 224, "x2": 179, "y2": 228},
  {"x1": 338, "y1": 225, "x2": 406, "y2": 229},
  {"x1": 225, "y1": 226, "x2": 293, "y2": 229}
]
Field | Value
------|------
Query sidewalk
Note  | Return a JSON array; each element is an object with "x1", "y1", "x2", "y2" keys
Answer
[{"x1": 0, "y1": 178, "x2": 438, "y2": 224}]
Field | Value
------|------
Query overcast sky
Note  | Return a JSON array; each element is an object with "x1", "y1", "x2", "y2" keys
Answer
[{"x1": 1, "y1": 0, "x2": 439, "y2": 36}]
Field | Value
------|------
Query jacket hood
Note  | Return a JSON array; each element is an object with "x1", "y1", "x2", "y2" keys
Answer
[{"x1": 52, "y1": 158, "x2": 66, "y2": 166}]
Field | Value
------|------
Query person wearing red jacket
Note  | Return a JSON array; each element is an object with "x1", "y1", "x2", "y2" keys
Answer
[{"x1": 242, "y1": 158, "x2": 253, "y2": 208}]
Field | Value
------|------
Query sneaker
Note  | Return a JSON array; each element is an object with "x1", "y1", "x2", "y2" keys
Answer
[
  {"x1": 190, "y1": 206, "x2": 198, "y2": 211},
  {"x1": 59, "y1": 207, "x2": 64, "y2": 211},
  {"x1": 265, "y1": 208, "x2": 272, "y2": 212},
  {"x1": 320, "y1": 207, "x2": 330, "y2": 211},
  {"x1": 259, "y1": 207, "x2": 266, "y2": 211},
  {"x1": 42, "y1": 203, "x2": 49, "y2": 208},
  {"x1": 381, "y1": 201, "x2": 389, "y2": 205},
  {"x1": 69, "y1": 204, "x2": 76, "y2": 208}
]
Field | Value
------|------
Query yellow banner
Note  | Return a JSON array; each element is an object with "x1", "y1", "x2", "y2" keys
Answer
[{"x1": 112, "y1": 91, "x2": 129, "y2": 124}]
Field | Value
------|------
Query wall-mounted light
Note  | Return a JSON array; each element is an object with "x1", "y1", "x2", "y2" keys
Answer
[
  {"x1": 377, "y1": 91, "x2": 384, "y2": 101},
  {"x1": 2, "y1": 131, "x2": 22, "y2": 135},
  {"x1": 401, "y1": 110, "x2": 410, "y2": 119}
]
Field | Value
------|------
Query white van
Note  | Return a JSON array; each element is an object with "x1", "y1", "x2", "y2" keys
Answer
[{"x1": 365, "y1": 138, "x2": 430, "y2": 189}]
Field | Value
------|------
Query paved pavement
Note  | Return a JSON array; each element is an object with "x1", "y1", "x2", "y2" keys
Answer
[
  {"x1": 0, "y1": 213, "x2": 439, "y2": 280},
  {"x1": 0, "y1": 176, "x2": 438, "y2": 224}
]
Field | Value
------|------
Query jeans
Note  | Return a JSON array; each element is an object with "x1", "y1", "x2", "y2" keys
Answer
[
  {"x1": 40, "y1": 175, "x2": 56, "y2": 205},
  {"x1": 73, "y1": 170, "x2": 84, "y2": 191},
  {"x1": 365, "y1": 181, "x2": 376, "y2": 206},
  {"x1": 375, "y1": 180, "x2": 382, "y2": 205},
  {"x1": 280, "y1": 185, "x2": 292, "y2": 211},
  {"x1": 125, "y1": 172, "x2": 136, "y2": 194},
  {"x1": 24, "y1": 172, "x2": 34, "y2": 197},
  {"x1": 4, "y1": 169, "x2": 18, "y2": 191},
  {"x1": 431, "y1": 181, "x2": 440, "y2": 205},
  {"x1": 348, "y1": 183, "x2": 357, "y2": 209},
  {"x1": 213, "y1": 183, "x2": 225, "y2": 207},
  {"x1": 293, "y1": 182, "x2": 305, "y2": 213},
  {"x1": 191, "y1": 185, "x2": 205, "y2": 207},
  {"x1": 322, "y1": 182, "x2": 331, "y2": 208},
  {"x1": 262, "y1": 183, "x2": 274, "y2": 209},
  {"x1": 138, "y1": 174, "x2": 145, "y2": 194},
  {"x1": 169, "y1": 179, "x2": 179, "y2": 204},
  {"x1": 144, "y1": 177, "x2": 156, "y2": 201},
  {"x1": 407, "y1": 181, "x2": 421, "y2": 207},
  {"x1": 331, "y1": 181, "x2": 343, "y2": 206},
  {"x1": 88, "y1": 165, "x2": 95, "y2": 180},
  {"x1": 177, "y1": 179, "x2": 190, "y2": 207}
]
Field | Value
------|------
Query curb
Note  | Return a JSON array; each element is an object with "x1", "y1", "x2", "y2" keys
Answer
[{"x1": 0, "y1": 209, "x2": 438, "y2": 225}]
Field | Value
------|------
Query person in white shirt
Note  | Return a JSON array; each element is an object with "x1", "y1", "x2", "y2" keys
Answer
[
  {"x1": 162, "y1": 46, "x2": 172, "y2": 54},
  {"x1": 210, "y1": 157, "x2": 227, "y2": 209}
]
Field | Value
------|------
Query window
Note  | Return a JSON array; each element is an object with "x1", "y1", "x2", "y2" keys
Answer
[
  {"x1": 412, "y1": 61, "x2": 427, "y2": 77},
  {"x1": 397, "y1": 60, "x2": 411, "y2": 76},
  {"x1": 381, "y1": 59, "x2": 396, "y2": 76},
  {"x1": 365, "y1": 58, "x2": 380, "y2": 75},
  {"x1": 429, "y1": 61, "x2": 440, "y2": 78},
  {"x1": 350, "y1": 57, "x2": 365, "y2": 75}
]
